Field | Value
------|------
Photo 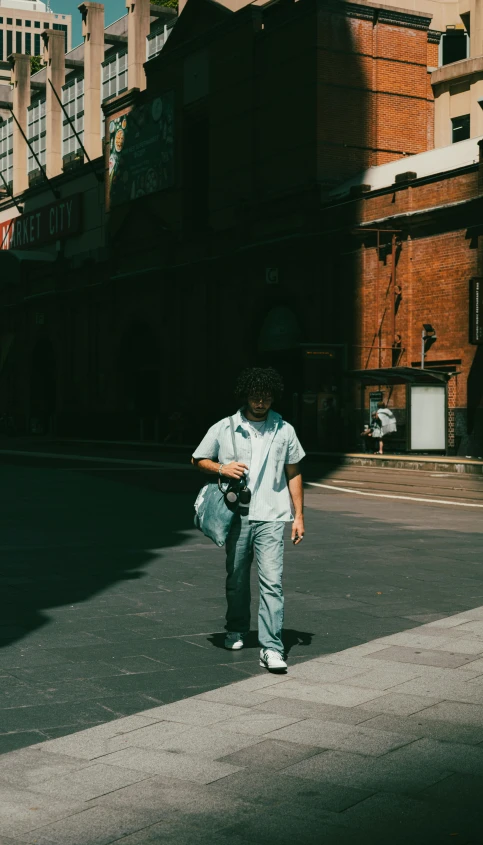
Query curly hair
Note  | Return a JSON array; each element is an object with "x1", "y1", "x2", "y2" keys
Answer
[{"x1": 235, "y1": 367, "x2": 284, "y2": 405}]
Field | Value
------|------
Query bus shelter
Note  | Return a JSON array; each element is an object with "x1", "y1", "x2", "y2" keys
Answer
[{"x1": 347, "y1": 366, "x2": 458, "y2": 453}]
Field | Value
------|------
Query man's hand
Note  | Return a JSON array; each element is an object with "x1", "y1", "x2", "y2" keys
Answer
[
  {"x1": 222, "y1": 461, "x2": 249, "y2": 480},
  {"x1": 291, "y1": 515, "x2": 305, "y2": 545}
]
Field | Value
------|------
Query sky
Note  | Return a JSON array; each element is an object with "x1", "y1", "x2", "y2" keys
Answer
[{"x1": 53, "y1": 0, "x2": 124, "y2": 49}]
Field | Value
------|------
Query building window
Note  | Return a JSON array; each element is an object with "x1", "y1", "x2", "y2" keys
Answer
[
  {"x1": 0, "y1": 18, "x2": 3, "y2": 23},
  {"x1": 34, "y1": 33, "x2": 40, "y2": 54},
  {"x1": 146, "y1": 23, "x2": 172, "y2": 61},
  {"x1": 6, "y1": 30, "x2": 12, "y2": 57},
  {"x1": 0, "y1": 118, "x2": 13, "y2": 188},
  {"x1": 34, "y1": 21, "x2": 40, "y2": 28},
  {"x1": 43, "y1": 22, "x2": 48, "y2": 28},
  {"x1": 27, "y1": 97, "x2": 46, "y2": 176},
  {"x1": 62, "y1": 76, "x2": 84, "y2": 159},
  {"x1": 16, "y1": 19, "x2": 21, "y2": 26},
  {"x1": 7, "y1": 18, "x2": 12, "y2": 25},
  {"x1": 452, "y1": 114, "x2": 470, "y2": 143},
  {"x1": 102, "y1": 51, "x2": 127, "y2": 101},
  {"x1": 441, "y1": 29, "x2": 468, "y2": 66},
  {"x1": 16, "y1": 31, "x2": 22, "y2": 53},
  {"x1": 25, "y1": 20, "x2": 31, "y2": 27},
  {"x1": 53, "y1": 22, "x2": 67, "y2": 51},
  {"x1": 0, "y1": 30, "x2": 3, "y2": 61},
  {"x1": 25, "y1": 32, "x2": 31, "y2": 54}
]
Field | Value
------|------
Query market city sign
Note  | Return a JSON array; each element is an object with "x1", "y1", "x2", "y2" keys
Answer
[{"x1": 0, "y1": 195, "x2": 82, "y2": 251}]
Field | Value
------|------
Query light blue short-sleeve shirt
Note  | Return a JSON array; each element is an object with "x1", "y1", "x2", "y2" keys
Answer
[{"x1": 192, "y1": 409, "x2": 305, "y2": 522}]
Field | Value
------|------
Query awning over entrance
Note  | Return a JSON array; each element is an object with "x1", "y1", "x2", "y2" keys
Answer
[{"x1": 346, "y1": 366, "x2": 457, "y2": 385}]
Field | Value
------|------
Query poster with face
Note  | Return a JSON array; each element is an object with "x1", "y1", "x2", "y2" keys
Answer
[{"x1": 109, "y1": 92, "x2": 174, "y2": 207}]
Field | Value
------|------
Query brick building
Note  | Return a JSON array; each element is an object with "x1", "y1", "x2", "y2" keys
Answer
[{"x1": 0, "y1": 0, "x2": 482, "y2": 454}]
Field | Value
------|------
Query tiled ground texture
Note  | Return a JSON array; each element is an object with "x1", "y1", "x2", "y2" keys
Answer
[
  {"x1": 0, "y1": 458, "x2": 482, "y2": 843},
  {"x1": 1, "y1": 608, "x2": 483, "y2": 844},
  {"x1": 0, "y1": 459, "x2": 482, "y2": 756}
]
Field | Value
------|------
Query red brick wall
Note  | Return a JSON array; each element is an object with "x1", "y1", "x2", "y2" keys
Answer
[
  {"x1": 317, "y1": 10, "x2": 433, "y2": 184},
  {"x1": 353, "y1": 209, "x2": 479, "y2": 415}
]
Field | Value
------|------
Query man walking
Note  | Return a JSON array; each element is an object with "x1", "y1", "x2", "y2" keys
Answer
[{"x1": 192, "y1": 367, "x2": 305, "y2": 672}]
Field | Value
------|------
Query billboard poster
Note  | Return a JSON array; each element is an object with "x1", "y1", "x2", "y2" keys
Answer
[
  {"x1": 109, "y1": 92, "x2": 174, "y2": 207},
  {"x1": 470, "y1": 278, "x2": 483, "y2": 344}
]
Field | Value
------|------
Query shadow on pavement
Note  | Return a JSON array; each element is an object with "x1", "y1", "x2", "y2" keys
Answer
[{"x1": 207, "y1": 629, "x2": 314, "y2": 656}]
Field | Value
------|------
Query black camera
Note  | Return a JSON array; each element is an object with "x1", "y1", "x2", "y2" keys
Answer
[{"x1": 219, "y1": 477, "x2": 251, "y2": 507}]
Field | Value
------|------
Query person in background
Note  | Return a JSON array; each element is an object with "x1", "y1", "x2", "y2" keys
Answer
[{"x1": 374, "y1": 401, "x2": 397, "y2": 454}]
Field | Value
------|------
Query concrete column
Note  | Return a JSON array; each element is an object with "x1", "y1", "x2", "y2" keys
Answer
[
  {"x1": 9, "y1": 53, "x2": 31, "y2": 196},
  {"x1": 42, "y1": 29, "x2": 66, "y2": 179},
  {"x1": 469, "y1": 0, "x2": 483, "y2": 58},
  {"x1": 79, "y1": 2, "x2": 105, "y2": 160},
  {"x1": 126, "y1": 0, "x2": 150, "y2": 92},
  {"x1": 471, "y1": 78, "x2": 483, "y2": 137},
  {"x1": 433, "y1": 88, "x2": 451, "y2": 147}
]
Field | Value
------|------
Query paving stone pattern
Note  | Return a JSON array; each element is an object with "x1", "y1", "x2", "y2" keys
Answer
[
  {"x1": 1, "y1": 463, "x2": 483, "y2": 757},
  {"x1": 1, "y1": 461, "x2": 483, "y2": 842},
  {"x1": 0, "y1": 607, "x2": 483, "y2": 843}
]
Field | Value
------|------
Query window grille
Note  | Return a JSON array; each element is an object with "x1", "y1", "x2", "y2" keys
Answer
[
  {"x1": 62, "y1": 76, "x2": 84, "y2": 158},
  {"x1": 146, "y1": 24, "x2": 172, "y2": 61},
  {"x1": 27, "y1": 97, "x2": 46, "y2": 175},
  {"x1": 101, "y1": 51, "x2": 127, "y2": 102},
  {"x1": 0, "y1": 118, "x2": 13, "y2": 187}
]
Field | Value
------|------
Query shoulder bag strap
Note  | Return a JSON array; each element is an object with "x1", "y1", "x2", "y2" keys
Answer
[{"x1": 229, "y1": 416, "x2": 238, "y2": 462}]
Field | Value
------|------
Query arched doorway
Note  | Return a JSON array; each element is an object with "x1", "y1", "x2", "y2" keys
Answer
[
  {"x1": 30, "y1": 338, "x2": 56, "y2": 435},
  {"x1": 117, "y1": 321, "x2": 160, "y2": 439},
  {"x1": 257, "y1": 306, "x2": 302, "y2": 425}
]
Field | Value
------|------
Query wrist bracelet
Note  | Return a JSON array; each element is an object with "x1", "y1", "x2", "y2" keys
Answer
[{"x1": 218, "y1": 464, "x2": 224, "y2": 477}]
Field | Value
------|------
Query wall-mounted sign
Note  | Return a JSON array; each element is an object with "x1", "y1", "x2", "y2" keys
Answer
[
  {"x1": 304, "y1": 349, "x2": 336, "y2": 358},
  {"x1": 109, "y1": 93, "x2": 174, "y2": 208},
  {"x1": 0, "y1": 195, "x2": 82, "y2": 251},
  {"x1": 470, "y1": 277, "x2": 482, "y2": 344}
]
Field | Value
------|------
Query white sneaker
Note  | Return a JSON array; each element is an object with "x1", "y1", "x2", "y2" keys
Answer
[
  {"x1": 225, "y1": 632, "x2": 245, "y2": 650},
  {"x1": 259, "y1": 649, "x2": 287, "y2": 672}
]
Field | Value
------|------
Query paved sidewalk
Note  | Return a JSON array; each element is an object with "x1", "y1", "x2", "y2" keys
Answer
[{"x1": 2, "y1": 607, "x2": 483, "y2": 845}]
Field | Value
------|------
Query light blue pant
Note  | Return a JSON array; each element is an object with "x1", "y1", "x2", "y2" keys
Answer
[{"x1": 225, "y1": 511, "x2": 285, "y2": 654}]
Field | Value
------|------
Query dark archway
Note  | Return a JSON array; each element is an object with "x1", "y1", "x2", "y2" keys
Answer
[
  {"x1": 30, "y1": 337, "x2": 57, "y2": 435},
  {"x1": 117, "y1": 321, "x2": 160, "y2": 439}
]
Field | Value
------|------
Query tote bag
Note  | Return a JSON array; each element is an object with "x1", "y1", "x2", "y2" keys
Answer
[{"x1": 193, "y1": 417, "x2": 241, "y2": 547}]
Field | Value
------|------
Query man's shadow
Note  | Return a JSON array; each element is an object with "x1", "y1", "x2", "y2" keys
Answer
[{"x1": 207, "y1": 629, "x2": 313, "y2": 656}]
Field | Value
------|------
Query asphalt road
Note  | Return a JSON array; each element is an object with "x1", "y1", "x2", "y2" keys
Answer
[
  {"x1": 307, "y1": 464, "x2": 483, "y2": 505},
  {"x1": 0, "y1": 455, "x2": 482, "y2": 757}
]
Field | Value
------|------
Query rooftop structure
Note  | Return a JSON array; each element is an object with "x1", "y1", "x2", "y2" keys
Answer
[
  {"x1": 0, "y1": 0, "x2": 176, "y2": 193},
  {"x1": 330, "y1": 136, "x2": 483, "y2": 198},
  {"x1": 0, "y1": 0, "x2": 71, "y2": 79}
]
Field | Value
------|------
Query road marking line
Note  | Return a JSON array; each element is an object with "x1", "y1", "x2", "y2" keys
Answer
[{"x1": 306, "y1": 481, "x2": 483, "y2": 508}]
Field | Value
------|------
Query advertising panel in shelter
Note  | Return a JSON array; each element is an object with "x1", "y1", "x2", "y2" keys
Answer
[{"x1": 109, "y1": 93, "x2": 174, "y2": 207}]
